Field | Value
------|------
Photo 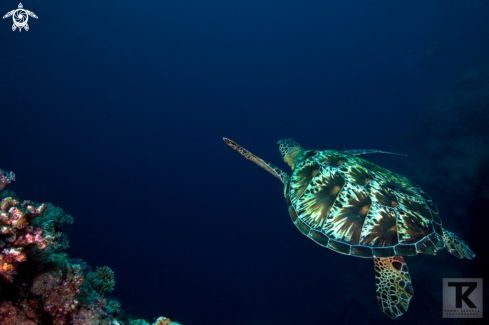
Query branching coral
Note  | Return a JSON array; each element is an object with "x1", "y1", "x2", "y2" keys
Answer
[{"x1": 0, "y1": 197, "x2": 47, "y2": 285}]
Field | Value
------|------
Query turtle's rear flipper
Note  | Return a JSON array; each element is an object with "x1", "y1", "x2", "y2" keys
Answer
[
  {"x1": 374, "y1": 256, "x2": 413, "y2": 319},
  {"x1": 442, "y1": 228, "x2": 475, "y2": 259},
  {"x1": 24, "y1": 23, "x2": 29, "y2": 31},
  {"x1": 12, "y1": 24, "x2": 16, "y2": 32}
]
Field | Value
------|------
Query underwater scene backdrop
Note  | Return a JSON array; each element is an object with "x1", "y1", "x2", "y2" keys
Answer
[{"x1": 1, "y1": 1, "x2": 488, "y2": 324}]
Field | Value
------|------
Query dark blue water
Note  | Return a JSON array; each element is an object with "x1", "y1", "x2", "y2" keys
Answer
[{"x1": 1, "y1": 1, "x2": 488, "y2": 324}]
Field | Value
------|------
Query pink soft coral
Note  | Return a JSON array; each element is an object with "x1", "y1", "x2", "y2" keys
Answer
[
  {"x1": 0, "y1": 169, "x2": 15, "y2": 191},
  {"x1": 0, "y1": 197, "x2": 47, "y2": 285}
]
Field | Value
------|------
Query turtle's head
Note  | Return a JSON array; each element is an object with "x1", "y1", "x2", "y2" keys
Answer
[{"x1": 277, "y1": 138, "x2": 305, "y2": 170}]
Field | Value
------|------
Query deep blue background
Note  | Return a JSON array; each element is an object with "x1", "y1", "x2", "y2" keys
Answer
[{"x1": 1, "y1": 1, "x2": 488, "y2": 324}]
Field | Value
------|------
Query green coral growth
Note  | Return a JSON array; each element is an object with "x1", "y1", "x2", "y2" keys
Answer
[
  {"x1": 31, "y1": 203, "x2": 74, "y2": 254},
  {"x1": 127, "y1": 319, "x2": 151, "y2": 325},
  {"x1": 32, "y1": 202, "x2": 74, "y2": 228},
  {"x1": 87, "y1": 266, "x2": 115, "y2": 296},
  {"x1": 0, "y1": 190, "x2": 18, "y2": 200}
]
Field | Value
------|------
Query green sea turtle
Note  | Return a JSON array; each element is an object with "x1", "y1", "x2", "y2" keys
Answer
[{"x1": 223, "y1": 137, "x2": 475, "y2": 319}]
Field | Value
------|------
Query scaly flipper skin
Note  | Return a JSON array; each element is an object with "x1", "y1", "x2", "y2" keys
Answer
[
  {"x1": 374, "y1": 256, "x2": 413, "y2": 319},
  {"x1": 341, "y1": 149, "x2": 406, "y2": 157},
  {"x1": 442, "y1": 228, "x2": 475, "y2": 259},
  {"x1": 223, "y1": 138, "x2": 288, "y2": 184}
]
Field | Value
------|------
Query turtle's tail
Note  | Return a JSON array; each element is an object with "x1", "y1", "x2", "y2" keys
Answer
[{"x1": 442, "y1": 228, "x2": 475, "y2": 259}]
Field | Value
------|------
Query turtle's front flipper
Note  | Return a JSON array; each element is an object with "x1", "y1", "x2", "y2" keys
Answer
[
  {"x1": 442, "y1": 228, "x2": 475, "y2": 259},
  {"x1": 2, "y1": 10, "x2": 14, "y2": 19},
  {"x1": 374, "y1": 256, "x2": 413, "y2": 319},
  {"x1": 342, "y1": 149, "x2": 406, "y2": 157},
  {"x1": 223, "y1": 137, "x2": 288, "y2": 184},
  {"x1": 26, "y1": 10, "x2": 38, "y2": 19}
]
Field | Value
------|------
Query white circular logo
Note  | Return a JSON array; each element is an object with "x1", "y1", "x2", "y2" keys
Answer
[
  {"x1": 2, "y1": 3, "x2": 38, "y2": 32},
  {"x1": 13, "y1": 9, "x2": 28, "y2": 27}
]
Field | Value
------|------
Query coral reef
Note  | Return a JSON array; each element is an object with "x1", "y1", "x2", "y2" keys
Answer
[
  {"x1": 0, "y1": 168, "x2": 181, "y2": 325},
  {"x1": 128, "y1": 317, "x2": 181, "y2": 325},
  {"x1": 31, "y1": 261, "x2": 85, "y2": 325},
  {"x1": 153, "y1": 317, "x2": 181, "y2": 325},
  {"x1": 0, "y1": 197, "x2": 47, "y2": 286},
  {"x1": 0, "y1": 301, "x2": 38, "y2": 325}
]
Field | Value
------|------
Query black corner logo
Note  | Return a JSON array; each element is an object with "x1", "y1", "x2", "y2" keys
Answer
[{"x1": 443, "y1": 278, "x2": 483, "y2": 318}]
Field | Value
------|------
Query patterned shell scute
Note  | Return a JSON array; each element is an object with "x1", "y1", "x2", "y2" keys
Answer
[{"x1": 286, "y1": 150, "x2": 442, "y2": 258}]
